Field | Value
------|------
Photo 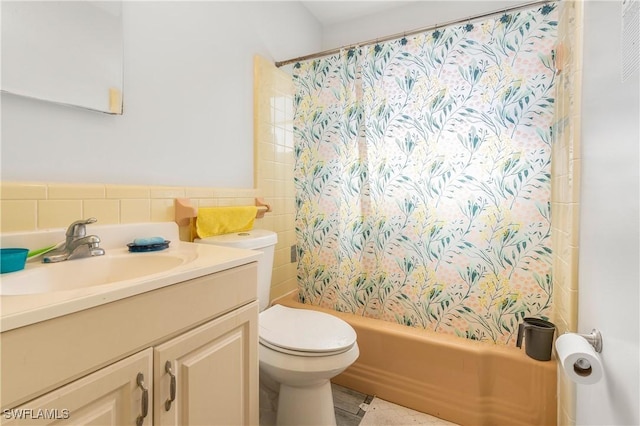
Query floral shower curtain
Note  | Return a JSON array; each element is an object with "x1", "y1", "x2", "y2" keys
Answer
[{"x1": 293, "y1": 4, "x2": 558, "y2": 345}]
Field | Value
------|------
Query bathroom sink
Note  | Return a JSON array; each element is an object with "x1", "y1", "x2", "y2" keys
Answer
[
  {"x1": 0, "y1": 251, "x2": 194, "y2": 295},
  {"x1": 0, "y1": 222, "x2": 263, "y2": 332}
]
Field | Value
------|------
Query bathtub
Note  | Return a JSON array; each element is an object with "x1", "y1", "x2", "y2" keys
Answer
[{"x1": 274, "y1": 292, "x2": 557, "y2": 426}]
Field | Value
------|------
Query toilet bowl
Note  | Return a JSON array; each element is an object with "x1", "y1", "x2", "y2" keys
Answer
[{"x1": 195, "y1": 230, "x2": 359, "y2": 426}]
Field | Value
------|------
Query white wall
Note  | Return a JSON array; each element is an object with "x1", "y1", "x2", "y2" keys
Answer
[
  {"x1": 578, "y1": 1, "x2": 639, "y2": 425},
  {"x1": 1, "y1": 1, "x2": 321, "y2": 188}
]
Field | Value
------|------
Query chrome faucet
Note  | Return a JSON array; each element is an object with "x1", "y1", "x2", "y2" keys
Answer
[{"x1": 43, "y1": 218, "x2": 106, "y2": 263}]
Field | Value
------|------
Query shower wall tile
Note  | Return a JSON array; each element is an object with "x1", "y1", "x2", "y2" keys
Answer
[
  {"x1": 270, "y1": 277, "x2": 297, "y2": 303},
  {"x1": 570, "y1": 246, "x2": 580, "y2": 291},
  {"x1": 256, "y1": 214, "x2": 275, "y2": 234},
  {"x1": 556, "y1": 286, "x2": 578, "y2": 330},
  {"x1": 571, "y1": 160, "x2": 581, "y2": 202},
  {"x1": 570, "y1": 117, "x2": 582, "y2": 157},
  {"x1": 274, "y1": 246, "x2": 290, "y2": 267},
  {"x1": 254, "y1": 54, "x2": 297, "y2": 304},
  {"x1": 552, "y1": 1, "x2": 583, "y2": 424},
  {"x1": 552, "y1": 0, "x2": 582, "y2": 334},
  {"x1": 283, "y1": 229, "x2": 297, "y2": 248},
  {"x1": 558, "y1": 372, "x2": 577, "y2": 425}
]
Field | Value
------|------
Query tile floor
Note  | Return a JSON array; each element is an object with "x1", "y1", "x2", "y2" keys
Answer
[
  {"x1": 332, "y1": 383, "x2": 372, "y2": 425},
  {"x1": 332, "y1": 384, "x2": 458, "y2": 426}
]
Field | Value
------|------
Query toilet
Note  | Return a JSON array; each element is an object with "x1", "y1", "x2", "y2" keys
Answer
[{"x1": 195, "y1": 229, "x2": 359, "y2": 426}]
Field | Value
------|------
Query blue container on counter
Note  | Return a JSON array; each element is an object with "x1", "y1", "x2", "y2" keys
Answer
[{"x1": 1, "y1": 248, "x2": 29, "y2": 274}]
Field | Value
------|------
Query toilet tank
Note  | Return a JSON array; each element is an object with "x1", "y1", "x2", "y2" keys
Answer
[{"x1": 195, "y1": 229, "x2": 277, "y2": 312}]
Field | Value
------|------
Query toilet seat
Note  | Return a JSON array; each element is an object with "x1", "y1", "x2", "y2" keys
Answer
[{"x1": 259, "y1": 305, "x2": 357, "y2": 357}]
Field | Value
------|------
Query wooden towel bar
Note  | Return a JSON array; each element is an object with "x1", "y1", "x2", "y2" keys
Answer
[{"x1": 174, "y1": 197, "x2": 272, "y2": 227}]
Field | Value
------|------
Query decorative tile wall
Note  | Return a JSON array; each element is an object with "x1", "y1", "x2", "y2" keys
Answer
[{"x1": 551, "y1": 1, "x2": 583, "y2": 425}]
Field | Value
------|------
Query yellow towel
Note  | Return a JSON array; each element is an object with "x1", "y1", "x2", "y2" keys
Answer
[{"x1": 196, "y1": 206, "x2": 258, "y2": 238}]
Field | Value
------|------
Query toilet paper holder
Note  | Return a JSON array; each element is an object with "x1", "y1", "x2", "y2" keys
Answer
[{"x1": 577, "y1": 329, "x2": 603, "y2": 353}]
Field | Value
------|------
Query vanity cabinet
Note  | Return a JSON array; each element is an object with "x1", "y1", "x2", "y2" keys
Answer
[
  {"x1": 3, "y1": 348, "x2": 153, "y2": 425},
  {"x1": 1, "y1": 263, "x2": 259, "y2": 425},
  {"x1": 154, "y1": 303, "x2": 256, "y2": 425}
]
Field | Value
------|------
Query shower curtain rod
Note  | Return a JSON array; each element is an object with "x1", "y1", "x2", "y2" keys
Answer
[{"x1": 275, "y1": 0, "x2": 554, "y2": 67}]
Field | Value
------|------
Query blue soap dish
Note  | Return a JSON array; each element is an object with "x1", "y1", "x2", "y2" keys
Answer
[{"x1": 127, "y1": 240, "x2": 171, "y2": 252}]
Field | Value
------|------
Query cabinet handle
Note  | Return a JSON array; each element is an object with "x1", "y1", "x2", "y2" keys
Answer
[
  {"x1": 136, "y1": 373, "x2": 149, "y2": 426},
  {"x1": 164, "y1": 361, "x2": 177, "y2": 411}
]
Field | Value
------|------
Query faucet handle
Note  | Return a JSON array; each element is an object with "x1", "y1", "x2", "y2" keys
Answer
[{"x1": 66, "y1": 217, "x2": 98, "y2": 238}]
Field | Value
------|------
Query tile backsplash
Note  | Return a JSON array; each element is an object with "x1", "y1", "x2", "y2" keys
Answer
[{"x1": 0, "y1": 182, "x2": 258, "y2": 233}]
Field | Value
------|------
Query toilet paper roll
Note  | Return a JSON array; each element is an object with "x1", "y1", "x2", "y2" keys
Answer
[{"x1": 555, "y1": 333, "x2": 603, "y2": 385}]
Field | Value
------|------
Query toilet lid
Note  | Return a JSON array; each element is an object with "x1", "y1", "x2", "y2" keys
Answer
[{"x1": 259, "y1": 305, "x2": 357, "y2": 356}]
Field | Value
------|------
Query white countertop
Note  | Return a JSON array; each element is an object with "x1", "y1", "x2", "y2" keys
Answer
[{"x1": 0, "y1": 223, "x2": 261, "y2": 332}]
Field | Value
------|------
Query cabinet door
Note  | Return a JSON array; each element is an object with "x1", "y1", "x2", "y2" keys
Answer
[
  {"x1": 154, "y1": 301, "x2": 258, "y2": 426},
  {"x1": 3, "y1": 348, "x2": 153, "y2": 426}
]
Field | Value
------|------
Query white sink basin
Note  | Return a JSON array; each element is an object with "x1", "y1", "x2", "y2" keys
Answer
[{"x1": 0, "y1": 251, "x2": 195, "y2": 295}]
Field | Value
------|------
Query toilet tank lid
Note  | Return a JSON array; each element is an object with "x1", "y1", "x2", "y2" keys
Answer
[{"x1": 195, "y1": 229, "x2": 277, "y2": 250}]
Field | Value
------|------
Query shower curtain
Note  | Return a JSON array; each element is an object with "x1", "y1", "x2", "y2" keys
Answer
[{"x1": 293, "y1": 4, "x2": 558, "y2": 345}]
